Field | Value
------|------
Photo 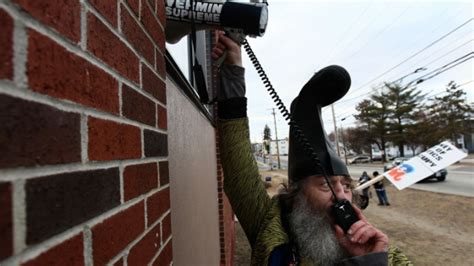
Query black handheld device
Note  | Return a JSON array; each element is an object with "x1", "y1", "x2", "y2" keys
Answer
[
  {"x1": 241, "y1": 39, "x2": 359, "y2": 233},
  {"x1": 332, "y1": 199, "x2": 360, "y2": 233}
]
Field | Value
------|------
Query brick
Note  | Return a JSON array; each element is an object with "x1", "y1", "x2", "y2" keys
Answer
[
  {"x1": 111, "y1": 257, "x2": 124, "y2": 266},
  {"x1": 124, "y1": 162, "x2": 158, "y2": 201},
  {"x1": 158, "y1": 161, "x2": 169, "y2": 186},
  {"x1": 25, "y1": 168, "x2": 120, "y2": 244},
  {"x1": 127, "y1": 224, "x2": 161, "y2": 265},
  {"x1": 121, "y1": 5, "x2": 154, "y2": 64},
  {"x1": 142, "y1": 63, "x2": 166, "y2": 103},
  {"x1": 156, "y1": 48, "x2": 166, "y2": 78},
  {"x1": 156, "y1": 0, "x2": 165, "y2": 26},
  {"x1": 147, "y1": 0, "x2": 155, "y2": 12},
  {"x1": 13, "y1": 0, "x2": 80, "y2": 42},
  {"x1": 0, "y1": 9, "x2": 13, "y2": 80},
  {"x1": 157, "y1": 105, "x2": 167, "y2": 130},
  {"x1": 87, "y1": 13, "x2": 139, "y2": 83},
  {"x1": 92, "y1": 201, "x2": 145, "y2": 265},
  {"x1": 146, "y1": 188, "x2": 170, "y2": 225},
  {"x1": 151, "y1": 240, "x2": 172, "y2": 266},
  {"x1": 0, "y1": 94, "x2": 81, "y2": 168},
  {"x1": 88, "y1": 117, "x2": 141, "y2": 161},
  {"x1": 0, "y1": 182, "x2": 12, "y2": 260},
  {"x1": 144, "y1": 130, "x2": 168, "y2": 157},
  {"x1": 161, "y1": 213, "x2": 171, "y2": 243},
  {"x1": 28, "y1": 30, "x2": 119, "y2": 114},
  {"x1": 126, "y1": 0, "x2": 140, "y2": 17},
  {"x1": 89, "y1": 0, "x2": 117, "y2": 27},
  {"x1": 22, "y1": 233, "x2": 84, "y2": 266},
  {"x1": 141, "y1": 2, "x2": 165, "y2": 51},
  {"x1": 122, "y1": 84, "x2": 156, "y2": 126}
]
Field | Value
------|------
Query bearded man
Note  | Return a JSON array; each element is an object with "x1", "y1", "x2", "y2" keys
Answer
[{"x1": 213, "y1": 32, "x2": 412, "y2": 265}]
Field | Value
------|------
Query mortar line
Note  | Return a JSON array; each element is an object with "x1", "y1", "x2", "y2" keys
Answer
[
  {"x1": 0, "y1": 157, "x2": 168, "y2": 181},
  {"x1": 0, "y1": 82, "x2": 168, "y2": 134}
]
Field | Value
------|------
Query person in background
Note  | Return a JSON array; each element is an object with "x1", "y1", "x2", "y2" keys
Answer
[
  {"x1": 357, "y1": 171, "x2": 371, "y2": 209},
  {"x1": 358, "y1": 171, "x2": 371, "y2": 197},
  {"x1": 373, "y1": 171, "x2": 390, "y2": 206}
]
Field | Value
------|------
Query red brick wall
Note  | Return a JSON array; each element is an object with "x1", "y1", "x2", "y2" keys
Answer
[
  {"x1": 211, "y1": 32, "x2": 236, "y2": 266},
  {"x1": 0, "y1": 0, "x2": 171, "y2": 265}
]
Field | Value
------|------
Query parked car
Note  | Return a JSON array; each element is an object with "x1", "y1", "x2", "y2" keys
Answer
[
  {"x1": 384, "y1": 157, "x2": 448, "y2": 182},
  {"x1": 349, "y1": 155, "x2": 371, "y2": 164},
  {"x1": 372, "y1": 154, "x2": 383, "y2": 161}
]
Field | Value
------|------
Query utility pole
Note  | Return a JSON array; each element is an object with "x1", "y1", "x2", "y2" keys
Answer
[
  {"x1": 339, "y1": 125, "x2": 348, "y2": 164},
  {"x1": 271, "y1": 108, "x2": 281, "y2": 169},
  {"x1": 331, "y1": 104, "x2": 340, "y2": 156},
  {"x1": 340, "y1": 115, "x2": 353, "y2": 164}
]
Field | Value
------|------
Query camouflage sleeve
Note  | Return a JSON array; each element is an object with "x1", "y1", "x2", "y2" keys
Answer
[
  {"x1": 218, "y1": 117, "x2": 272, "y2": 247},
  {"x1": 388, "y1": 246, "x2": 413, "y2": 266}
]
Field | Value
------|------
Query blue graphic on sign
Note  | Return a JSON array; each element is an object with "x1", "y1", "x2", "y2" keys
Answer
[{"x1": 400, "y1": 163, "x2": 414, "y2": 173}]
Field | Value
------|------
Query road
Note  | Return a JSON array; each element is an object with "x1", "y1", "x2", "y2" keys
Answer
[
  {"x1": 348, "y1": 162, "x2": 473, "y2": 197},
  {"x1": 256, "y1": 155, "x2": 474, "y2": 197}
]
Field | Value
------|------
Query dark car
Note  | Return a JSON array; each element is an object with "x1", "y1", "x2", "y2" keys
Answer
[
  {"x1": 384, "y1": 157, "x2": 448, "y2": 182},
  {"x1": 427, "y1": 168, "x2": 447, "y2": 181}
]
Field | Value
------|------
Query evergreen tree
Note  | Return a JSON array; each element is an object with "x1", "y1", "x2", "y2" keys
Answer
[
  {"x1": 425, "y1": 81, "x2": 473, "y2": 145},
  {"x1": 354, "y1": 93, "x2": 391, "y2": 162},
  {"x1": 384, "y1": 82, "x2": 425, "y2": 156},
  {"x1": 263, "y1": 124, "x2": 271, "y2": 140},
  {"x1": 405, "y1": 110, "x2": 433, "y2": 154},
  {"x1": 263, "y1": 124, "x2": 271, "y2": 153}
]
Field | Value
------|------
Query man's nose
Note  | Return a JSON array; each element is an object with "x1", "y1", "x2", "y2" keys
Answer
[{"x1": 334, "y1": 182, "x2": 349, "y2": 201}]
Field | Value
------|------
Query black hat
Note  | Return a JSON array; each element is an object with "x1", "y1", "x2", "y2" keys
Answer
[{"x1": 288, "y1": 65, "x2": 351, "y2": 182}]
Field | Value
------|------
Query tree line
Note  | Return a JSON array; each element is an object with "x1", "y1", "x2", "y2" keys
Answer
[{"x1": 341, "y1": 81, "x2": 472, "y2": 161}]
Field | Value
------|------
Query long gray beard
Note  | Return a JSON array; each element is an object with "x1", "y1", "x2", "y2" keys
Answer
[{"x1": 289, "y1": 193, "x2": 347, "y2": 265}]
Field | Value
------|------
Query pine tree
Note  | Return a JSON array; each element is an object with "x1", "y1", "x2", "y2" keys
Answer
[
  {"x1": 425, "y1": 81, "x2": 473, "y2": 146},
  {"x1": 384, "y1": 82, "x2": 425, "y2": 156},
  {"x1": 263, "y1": 124, "x2": 271, "y2": 154},
  {"x1": 263, "y1": 124, "x2": 271, "y2": 140},
  {"x1": 354, "y1": 93, "x2": 391, "y2": 162}
]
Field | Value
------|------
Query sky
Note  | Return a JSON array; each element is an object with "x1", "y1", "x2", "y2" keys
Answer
[{"x1": 167, "y1": 0, "x2": 473, "y2": 143}]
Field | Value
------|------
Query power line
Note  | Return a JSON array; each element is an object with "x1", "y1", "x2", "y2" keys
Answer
[
  {"x1": 458, "y1": 80, "x2": 474, "y2": 88},
  {"x1": 323, "y1": 55, "x2": 471, "y2": 117},
  {"x1": 420, "y1": 39, "x2": 473, "y2": 66},
  {"x1": 332, "y1": 47, "x2": 474, "y2": 107},
  {"x1": 340, "y1": 5, "x2": 412, "y2": 63},
  {"x1": 384, "y1": 31, "x2": 473, "y2": 82},
  {"x1": 406, "y1": 52, "x2": 474, "y2": 85},
  {"x1": 424, "y1": 80, "x2": 473, "y2": 99},
  {"x1": 345, "y1": 17, "x2": 473, "y2": 97},
  {"x1": 377, "y1": 5, "x2": 466, "y2": 73},
  {"x1": 321, "y1": 1, "x2": 376, "y2": 66}
]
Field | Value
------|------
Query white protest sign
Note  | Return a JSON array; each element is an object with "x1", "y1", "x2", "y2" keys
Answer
[{"x1": 383, "y1": 141, "x2": 468, "y2": 190}]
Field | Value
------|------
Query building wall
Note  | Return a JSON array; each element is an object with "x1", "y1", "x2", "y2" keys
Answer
[
  {"x1": 270, "y1": 139, "x2": 289, "y2": 155},
  {"x1": 166, "y1": 78, "x2": 221, "y2": 265},
  {"x1": 0, "y1": 0, "x2": 172, "y2": 265}
]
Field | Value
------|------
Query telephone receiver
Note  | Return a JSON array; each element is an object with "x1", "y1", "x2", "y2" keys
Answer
[
  {"x1": 332, "y1": 199, "x2": 360, "y2": 233},
  {"x1": 165, "y1": 0, "x2": 268, "y2": 44}
]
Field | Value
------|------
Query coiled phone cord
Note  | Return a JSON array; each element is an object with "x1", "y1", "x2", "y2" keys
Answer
[{"x1": 242, "y1": 39, "x2": 338, "y2": 200}]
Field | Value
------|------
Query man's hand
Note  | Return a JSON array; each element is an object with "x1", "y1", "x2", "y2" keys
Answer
[
  {"x1": 212, "y1": 31, "x2": 242, "y2": 67},
  {"x1": 334, "y1": 205, "x2": 389, "y2": 256}
]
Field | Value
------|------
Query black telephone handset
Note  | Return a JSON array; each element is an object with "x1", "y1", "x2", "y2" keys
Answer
[
  {"x1": 241, "y1": 38, "x2": 359, "y2": 233},
  {"x1": 332, "y1": 199, "x2": 360, "y2": 233}
]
